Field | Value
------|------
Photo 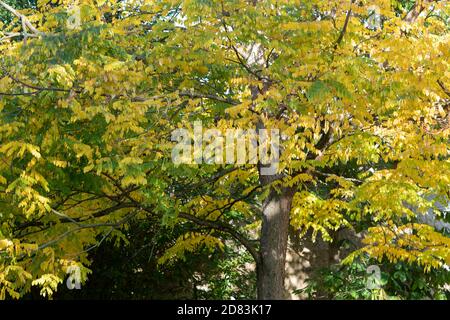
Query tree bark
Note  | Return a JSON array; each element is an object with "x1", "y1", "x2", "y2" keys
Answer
[{"x1": 256, "y1": 186, "x2": 295, "y2": 299}]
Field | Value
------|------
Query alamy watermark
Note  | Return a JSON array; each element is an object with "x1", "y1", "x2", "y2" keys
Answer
[
  {"x1": 171, "y1": 121, "x2": 280, "y2": 176},
  {"x1": 67, "y1": 3, "x2": 81, "y2": 30},
  {"x1": 66, "y1": 265, "x2": 82, "y2": 290},
  {"x1": 366, "y1": 265, "x2": 382, "y2": 290},
  {"x1": 365, "y1": 5, "x2": 382, "y2": 30}
]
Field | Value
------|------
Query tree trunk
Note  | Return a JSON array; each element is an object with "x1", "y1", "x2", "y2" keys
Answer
[
  {"x1": 256, "y1": 187, "x2": 295, "y2": 299},
  {"x1": 252, "y1": 81, "x2": 295, "y2": 299}
]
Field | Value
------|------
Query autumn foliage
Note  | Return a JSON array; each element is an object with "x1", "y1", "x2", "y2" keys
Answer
[{"x1": 0, "y1": 0, "x2": 449, "y2": 299}]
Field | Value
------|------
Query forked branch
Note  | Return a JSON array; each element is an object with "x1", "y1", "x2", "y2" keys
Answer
[{"x1": 0, "y1": 1, "x2": 43, "y2": 41}]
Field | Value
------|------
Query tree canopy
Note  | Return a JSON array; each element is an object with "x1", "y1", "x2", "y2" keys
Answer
[{"x1": 0, "y1": 0, "x2": 449, "y2": 299}]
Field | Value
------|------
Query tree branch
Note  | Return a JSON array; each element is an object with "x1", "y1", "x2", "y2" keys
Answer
[
  {"x1": 437, "y1": 79, "x2": 450, "y2": 98},
  {"x1": 0, "y1": 1, "x2": 43, "y2": 41},
  {"x1": 335, "y1": 0, "x2": 355, "y2": 48},
  {"x1": 178, "y1": 212, "x2": 260, "y2": 265}
]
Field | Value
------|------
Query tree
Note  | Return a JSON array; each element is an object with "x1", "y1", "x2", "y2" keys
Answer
[{"x1": 0, "y1": 0, "x2": 449, "y2": 299}]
